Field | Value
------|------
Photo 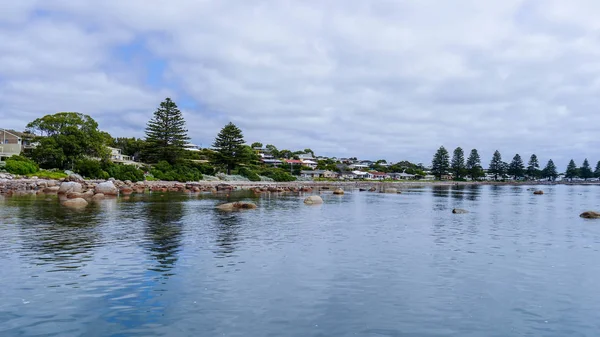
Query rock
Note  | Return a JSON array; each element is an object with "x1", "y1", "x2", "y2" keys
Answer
[
  {"x1": 304, "y1": 195, "x2": 324, "y2": 205},
  {"x1": 333, "y1": 188, "x2": 344, "y2": 195},
  {"x1": 383, "y1": 188, "x2": 398, "y2": 194},
  {"x1": 61, "y1": 197, "x2": 88, "y2": 209},
  {"x1": 216, "y1": 183, "x2": 233, "y2": 191},
  {"x1": 120, "y1": 186, "x2": 133, "y2": 195},
  {"x1": 368, "y1": 187, "x2": 377, "y2": 192},
  {"x1": 43, "y1": 186, "x2": 60, "y2": 193},
  {"x1": 321, "y1": 186, "x2": 330, "y2": 190},
  {"x1": 452, "y1": 208, "x2": 469, "y2": 214},
  {"x1": 216, "y1": 202, "x2": 258, "y2": 211},
  {"x1": 533, "y1": 190, "x2": 544, "y2": 195},
  {"x1": 359, "y1": 188, "x2": 367, "y2": 191},
  {"x1": 95, "y1": 181, "x2": 118, "y2": 195},
  {"x1": 580, "y1": 211, "x2": 600, "y2": 219},
  {"x1": 92, "y1": 193, "x2": 105, "y2": 201},
  {"x1": 82, "y1": 190, "x2": 95, "y2": 199},
  {"x1": 47, "y1": 180, "x2": 57, "y2": 187},
  {"x1": 66, "y1": 192, "x2": 84, "y2": 199},
  {"x1": 67, "y1": 173, "x2": 84, "y2": 183},
  {"x1": 58, "y1": 182, "x2": 83, "y2": 194}
]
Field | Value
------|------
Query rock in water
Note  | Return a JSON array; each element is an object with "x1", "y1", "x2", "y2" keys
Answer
[
  {"x1": 580, "y1": 211, "x2": 600, "y2": 219},
  {"x1": 95, "y1": 181, "x2": 118, "y2": 195},
  {"x1": 368, "y1": 187, "x2": 377, "y2": 192},
  {"x1": 383, "y1": 188, "x2": 398, "y2": 194},
  {"x1": 58, "y1": 182, "x2": 83, "y2": 194},
  {"x1": 533, "y1": 190, "x2": 544, "y2": 195},
  {"x1": 333, "y1": 188, "x2": 344, "y2": 195},
  {"x1": 62, "y1": 198, "x2": 88, "y2": 209},
  {"x1": 304, "y1": 195, "x2": 324, "y2": 205},
  {"x1": 216, "y1": 202, "x2": 258, "y2": 211},
  {"x1": 92, "y1": 193, "x2": 105, "y2": 201},
  {"x1": 452, "y1": 208, "x2": 469, "y2": 214}
]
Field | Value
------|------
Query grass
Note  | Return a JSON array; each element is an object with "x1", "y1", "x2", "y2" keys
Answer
[{"x1": 27, "y1": 170, "x2": 68, "y2": 179}]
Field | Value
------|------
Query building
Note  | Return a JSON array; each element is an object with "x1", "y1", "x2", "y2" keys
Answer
[
  {"x1": 301, "y1": 159, "x2": 318, "y2": 169},
  {"x1": 300, "y1": 170, "x2": 337, "y2": 179},
  {"x1": 0, "y1": 129, "x2": 23, "y2": 160},
  {"x1": 369, "y1": 172, "x2": 390, "y2": 180},
  {"x1": 388, "y1": 172, "x2": 416, "y2": 180},
  {"x1": 262, "y1": 158, "x2": 282, "y2": 166},
  {"x1": 107, "y1": 147, "x2": 140, "y2": 166},
  {"x1": 183, "y1": 143, "x2": 201, "y2": 152},
  {"x1": 348, "y1": 163, "x2": 369, "y2": 170},
  {"x1": 338, "y1": 171, "x2": 356, "y2": 180}
]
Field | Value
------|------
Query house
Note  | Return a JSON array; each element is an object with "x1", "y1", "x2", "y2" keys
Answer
[
  {"x1": 423, "y1": 174, "x2": 436, "y2": 180},
  {"x1": 285, "y1": 159, "x2": 303, "y2": 166},
  {"x1": 369, "y1": 171, "x2": 389, "y2": 180},
  {"x1": 0, "y1": 129, "x2": 24, "y2": 160},
  {"x1": 262, "y1": 158, "x2": 282, "y2": 166},
  {"x1": 183, "y1": 143, "x2": 201, "y2": 152},
  {"x1": 300, "y1": 170, "x2": 337, "y2": 179},
  {"x1": 107, "y1": 147, "x2": 140, "y2": 166},
  {"x1": 301, "y1": 159, "x2": 318, "y2": 169},
  {"x1": 299, "y1": 153, "x2": 316, "y2": 161},
  {"x1": 338, "y1": 171, "x2": 356, "y2": 180},
  {"x1": 348, "y1": 163, "x2": 369, "y2": 170},
  {"x1": 389, "y1": 172, "x2": 416, "y2": 180},
  {"x1": 352, "y1": 170, "x2": 369, "y2": 179}
]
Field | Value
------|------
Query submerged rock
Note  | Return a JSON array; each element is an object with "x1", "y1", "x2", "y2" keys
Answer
[
  {"x1": 368, "y1": 187, "x2": 377, "y2": 192},
  {"x1": 452, "y1": 208, "x2": 469, "y2": 214},
  {"x1": 580, "y1": 211, "x2": 600, "y2": 219},
  {"x1": 304, "y1": 195, "x2": 323, "y2": 205},
  {"x1": 216, "y1": 202, "x2": 258, "y2": 211},
  {"x1": 333, "y1": 188, "x2": 344, "y2": 195},
  {"x1": 61, "y1": 197, "x2": 88, "y2": 209},
  {"x1": 533, "y1": 190, "x2": 544, "y2": 195},
  {"x1": 95, "y1": 181, "x2": 118, "y2": 195},
  {"x1": 383, "y1": 188, "x2": 398, "y2": 194}
]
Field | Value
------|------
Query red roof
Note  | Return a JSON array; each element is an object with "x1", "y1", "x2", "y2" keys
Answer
[
  {"x1": 371, "y1": 172, "x2": 388, "y2": 176},
  {"x1": 285, "y1": 160, "x2": 303, "y2": 164}
]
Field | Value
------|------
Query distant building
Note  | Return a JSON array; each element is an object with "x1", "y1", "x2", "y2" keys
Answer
[
  {"x1": 300, "y1": 170, "x2": 337, "y2": 179},
  {"x1": 183, "y1": 143, "x2": 201, "y2": 152}
]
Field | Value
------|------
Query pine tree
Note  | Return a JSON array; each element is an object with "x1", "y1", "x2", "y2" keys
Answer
[
  {"x1": 508, "y1": 154, "x2": 525, "y2": 179},
  {"x1": 431, "y1": 146, "x2": 450, "y2": 180},
  {"x1": 213, "y1": 122, "x2": 247, "y2": 175},
  {"x1": 542, "y1": 159, "x2": 558, "y2": 181},
  {"x1": 466, "y1": 149, "x2": 483, "y2": 180},
  {"x1": 580, "y1": 158, "x2": 593, "y2": 180},
  {"x1": 450, "y1": 147, "x2": 466, "y2": 180},
  {"x1": 595, "y1": 161, "x2": 600, "y2": 178},
  {"x1": 527, "y1": 154, "x2": 540, "y2": 180},
  {"x1": 565, "y1": 159, "x2": 579, "y2": 180},
  {"x1": 489, "y1": 150, "x2": 503, "y2": 181},
  {"x1": 143, "y1": 98, "x2": 189, "y2": 164}
]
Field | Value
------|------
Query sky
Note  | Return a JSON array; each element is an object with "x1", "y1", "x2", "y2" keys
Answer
[{"x1": 1, "y1": 0, "x2": 599, "y2": 169}]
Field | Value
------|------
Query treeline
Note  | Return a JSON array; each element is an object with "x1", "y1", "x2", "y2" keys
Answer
[
  {"x1": 14, "y1": 98, "x2": 297, "y2": 182},
  {"x1": 431, "y1": 146, "x2": 600, "y2": 181}
]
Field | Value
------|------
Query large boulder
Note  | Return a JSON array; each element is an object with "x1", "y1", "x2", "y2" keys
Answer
[
  {"x1": 452, "y1": 208, "x2": 469, "y2": 214},
  {"x1": 304, "y1": 195, "x2": 324, "y2": 205},
  {"x1": 333, "y1": 188, "x2": 344, "y2": 195},
  {"x1": 580, "y1": 211, "x2": 600, "y2": 219},
  {"x1": 61, "y1": 197, "x2": 88, "y2": 209},
  {"x1": 66, "y1": 191, "x2": 84, "y2": 199},
  {"x1": 120, "y1": 186, "x2": 133, "y2": 195},
  {"x1": 95, "y1": 181, "x2": 118, "y2": 195},
  {"x1": 92, "y1": 193, "x2": 105, "y2": 201},
  {"x1": 67, "y1": 173, "x2": 84, "y2": 183},
  {"x1": 216, "y1": 202, "x2": 258, "y2": 211},
  {"x1": 43, "y1": 186, "x2": 60, "y2": 194},
  {"x1": 533, "y1": 190, "x2": 544, "y2": 195},
  {"x1": 368, "y1": 187, "x2": 377, "y2": 192},
  {"x1": 58, "y1": 182, "x2": 83, "y2": 194}
]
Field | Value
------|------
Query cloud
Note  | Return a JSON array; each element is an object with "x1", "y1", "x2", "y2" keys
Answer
[{"x1": 1, "y1": 0, "x2": 599, "y2": 168}]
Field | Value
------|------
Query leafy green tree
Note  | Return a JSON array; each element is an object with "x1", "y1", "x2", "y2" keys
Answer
[
  {"x1": 143, "y1": 98, "x2": 189, "y2": 164},
  {"x1": 542, "y1": 159, "x2": 558, "y2": 181},
  {"x1": 595, "y1": 161, "x2": 600, "y2": 178},
  {"x1": 450, "y1": 147, "x2": 466, "y2": 180},
  {"x1": 466, "y1": 149, "x2": 483, "y2": 180},
  {"x1": 508, "y1": 154, "x2": 525, "y2": 179},
  {"x1": 212, "y1": 122, "x2": 248, "y2": 174},
  {"x1": 431, "y1": 146, "x2": 450, "y2": 179},
  {"x1": 26, "y1": 112, "x2": 109, "y2": 169},
  {"x1": 265, "y1": 144, "x2": 280, "y2": 158},
  {"x1": 565, "y1": 159, "x2": 579, "y2": 179},
  {"x1": 489, "y1": 150, "x2": 504, "y2": 181},
  {"x1": 111, "y1": 137, "x2": 147, "y2": 160},
  {"x1": 251, "y1": 142, "x2": 263, "y2": 149},
  {"x1": 5, "y1": 155, "x2": 38, "y2": 175},
  {"x1": 580, "y1": 158, "x2": 593, "y2": 180},
  {"x1": 527, "y1": 154, "x2": 540, "y2": 180}
]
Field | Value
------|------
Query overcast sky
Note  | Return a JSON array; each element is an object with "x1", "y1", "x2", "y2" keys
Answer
[{"x1": 1, "y1": 1, "x2": 599, "y2": 168}]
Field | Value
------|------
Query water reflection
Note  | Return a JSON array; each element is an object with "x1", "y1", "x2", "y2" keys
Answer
[
  {"x1": 212, "y1": 210, "x2": 242, "y2": 259},
  {"x1": 141, "y1": 196, "x2": 184, "y2": 277}
]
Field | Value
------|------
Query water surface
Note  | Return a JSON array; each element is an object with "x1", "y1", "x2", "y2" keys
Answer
[{"x1": 1, "y1": 185, "x2": 600, "y2": 336}]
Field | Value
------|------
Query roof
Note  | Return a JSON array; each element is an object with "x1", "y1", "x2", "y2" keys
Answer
[
  {"x1": 371, "y1": 172, "x2": 388, "y2": 176},
  {"x1": 0, "y1": 129, "x2": 24, "y2": 139},
  {"x1": 285, "y1": 159, "x2": 303, "y2": 164},
  {"x1": 301, "y1": 160, "x2": 317, "y2": 164}
]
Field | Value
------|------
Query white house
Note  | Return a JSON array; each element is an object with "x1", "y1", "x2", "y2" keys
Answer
[
  {"x1": 107, "y1": 147, "x2": 139, "y2": 166},
  {"x1": 301, "y1": 159, "x2": 318, "y2": 169}
]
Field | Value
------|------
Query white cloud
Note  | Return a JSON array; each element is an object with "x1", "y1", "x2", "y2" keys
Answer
[{"x1": 1, "y1": 0, "x2": 599, "y2": 168}]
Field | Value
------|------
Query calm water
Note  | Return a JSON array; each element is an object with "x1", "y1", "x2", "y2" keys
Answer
[{"x1": 2, "y1": 185, "x2": 600, "y2": 336}]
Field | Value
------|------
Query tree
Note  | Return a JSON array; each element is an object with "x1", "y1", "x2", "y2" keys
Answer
[
  {"x1": 508, "y1": 154, "x2": 525, "y2": 179},
  {"x1": 251, "y1": 142, "x2": 263, "y2": 149},
  {"x1": 542, "y1": 159, "x2": 558, "y2": 181},
  {"x1": 488, "y1": 150, "x2": 504, "y2": 181},
  {"x1": 527, "y1": 154, "x2": 540, "y2": 180},
  {"x1": 265, "y1": 144, "x2": 280, "y2": 158},
  {"x1": 431, "y1": 146, "x2": 450, "y2": 180},
  {"x1": 212, "y1": 122, "x2": 247, "y2": 174},
  {"x1": 143, "y1": 98, "x2": 189, "y2": 164},
  {"x1": 466, "y1": 149, "x2": 484, "y2": 180},
  {"x1": 595, "y1": 161, "x2": 600, "y2": 178},
  {"x1": 580, "y1": 158, "x2": 593, "y2": 180},
  {"x1": 111, "y1": 137, "x2": 147, "y2": 161},
  {"x1": 565, "y1": 159, "x2": 579, "y2": 180},
  {"x1": 26, "y1": 112, "x2": 109, "y2": 169},
  {"x1": 450, "y1": 147, "x2": 466, "y2": 180}
]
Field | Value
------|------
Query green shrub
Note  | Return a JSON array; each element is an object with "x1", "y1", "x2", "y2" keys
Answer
[
  {"x1": 237, "y1": 167, "x2": 261, "y2": 181},
  {"x1": 103, "y1": 162, "x2": 145, "y2": 182},
  {"x1": 150, "y1": 161, "x2": 204, "y2": 182},
  {"x1": 259, "y1": 168, "x2": 296, "y2": 182},
  {"x1": 30, "y1": 170, "x2": 68, "y2": 179},
  {"x1": 75, "y1": 158, "x2": 104, "y2": 179},
  {"x1": 5, "y1": 155, "x2": 38, "y2": 175}
]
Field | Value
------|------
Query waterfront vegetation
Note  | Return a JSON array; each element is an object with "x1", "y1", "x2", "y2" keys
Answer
[{"x1": 2, "y1": 97, "x2": 600, "y2": 183}]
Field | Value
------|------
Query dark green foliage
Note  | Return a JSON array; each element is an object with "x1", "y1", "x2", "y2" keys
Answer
[
  {"x1": 565, "y1": 159, "x2": 579, "y2": 179},
  {"x1": 259, "y1": 168, "x2": 296, "y2": 182},
  {"x1": 431, "y1": 146, "x2": 450, "y2": 179},
  {"x1": 488, "y1": 150, "x2": 504, "y2": 180},
  {"x1": 74, "y1": 158, "x2": 145, "y2": 181},
  {"x1": 317, "y1": 158, "x2": 339, "y2": 171},
  {"x1": 104, "y1": 163, "x2": 145, "y2": 182},
  {"x1": 580, "y1": 158, "x2": 593, "y2": 180},
  {"x1": 26, "y1": 112, "x2": 109, "y2": 169},
  {"x1": 111, "y1": 137, "x2": 147, "y2": 160},
  {"x1": 466, "y1": 149, "x2": 484, "y2": 180},
  {"x1": 5, "y1": 155, "x2": 38, "y2": 175},
  {"x1": 527, "y1": 154, "x2": 540, "y2": 179},
  {"x1": 508, "y1": 154, "x2": 525, "y2": 179},
  {"x1": 595, "y1": 161, "x2": 600, "y2": 178},
  {"x1": 237, "y1": 167, "x2": 261, "y2": 181},
  {"x1": 75, "y1": 158, "x2": 105, "y2": 179},
  {"x1": 542, "y1": 159, "x2": 558, "y2": 180},
  {"x1": 150, "y1": 161, "x2": 203, "y2": 182},
  {"x1": 251, "y1": 142, "x2": 263, "y2": 148},
  {"x1": 212, "y1": 122, "x2": 248, "y2": 174},
  {"x1": 450, "y1": 147, "x2": 466, "y2": 179},
  {"x1": 143, "y1": 98, "x2": 189, "y2": 164}
]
